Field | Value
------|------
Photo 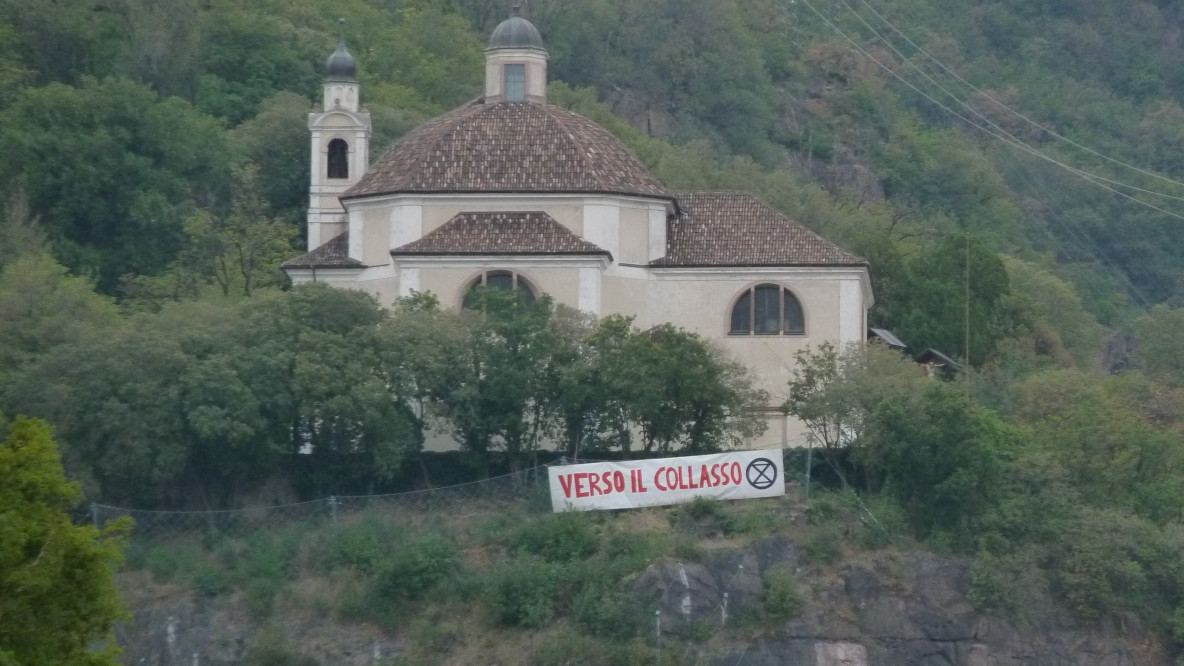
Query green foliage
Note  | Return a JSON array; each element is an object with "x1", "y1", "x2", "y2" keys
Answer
[
  {"x1": 613, "y1": 323, "x2": 768, "y2": 453},
  {"x1": 762, "y1": 569, "x2": 804, "y2": 620},
  {"x1": 784, "y1": 341, "x2": 926, "y2": 487},
  {"x1": 242, "y1": 629, "x2": 320, "y2": 666},
  {"x1": 513, "y1": 513, "x2": 599, "y2": 563},
  {"x1": 1135, "y1": 305, "x2": 1184, "y2": 388},
  {"x1": 485, "y1": 556, "x2": 569, "y2": 628},
  {"x1": 861, "y1": 383, "x2": 1018, "y2": 546},
  {"x1": 0, "y1": 416, "x2": 130, "y2": 665},
  {"x1": 0, "y1": 77, "x2": 233, "y2": 292},
  {"x1": 374, "y1": 534, "x2": 460, "y2": 601}
]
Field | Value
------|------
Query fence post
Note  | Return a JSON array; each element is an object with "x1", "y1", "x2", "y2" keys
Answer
[
  {"x1": 328, "y1": 496, "x2": 338, "y2": 531},
  {"x1": 654, "y1": 610, "x2": 662, "y2": 665},
  {"x1": 91, "y1": 502, "x2": 99, "y2": 530}
]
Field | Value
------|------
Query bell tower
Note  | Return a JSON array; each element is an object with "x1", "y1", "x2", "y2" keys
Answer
[{"x1": 307, "y1": 20, "x2": 371, "y2": 250}]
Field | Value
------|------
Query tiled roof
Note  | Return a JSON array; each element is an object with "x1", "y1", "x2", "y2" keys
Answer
[
  {"x1": 391, "y1": 211, "x2": 611, "y2": 258},
  {"x1": 281, "y1": 231, "x2": 363, "y2": 268},
  {"x1": 344, "y1": 101, "x2": 671, "y2": 200},
  {"x1": 655, "y1": 192, "x2": 866, "y2": 267}
]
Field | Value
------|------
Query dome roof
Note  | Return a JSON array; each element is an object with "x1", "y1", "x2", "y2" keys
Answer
[
  {"x1": 325, "y1": 37, "x2": 357, "y2": 81},
  {"x1": 488, "y1": 15, "x2": 544, "y2": 50},
  {"x1": 343, "y1": 100, "x2": 671, "y2": 201}
]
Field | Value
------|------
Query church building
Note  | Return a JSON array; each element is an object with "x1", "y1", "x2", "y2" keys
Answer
[{"x1": 283, "y1": 10, "x2": 874, "y2": 449}]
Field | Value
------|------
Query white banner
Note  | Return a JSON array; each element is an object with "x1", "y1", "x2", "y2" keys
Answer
[{"x1": 548, "y1": 449, "x2": 785, "y2": 512}]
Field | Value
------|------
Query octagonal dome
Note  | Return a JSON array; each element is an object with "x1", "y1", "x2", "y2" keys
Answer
[
  {"x1": 488, "y1": 14, "x2": 544, "y2": 50},
  {"x1": 343, "y1": 100, "x2": 671, "y2": 201}
]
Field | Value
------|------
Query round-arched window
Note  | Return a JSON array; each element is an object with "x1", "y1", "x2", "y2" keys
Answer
[
  {"x1": 327, "y1": 138, "x2": 349, "y2": 179},
  {"x1": 463, "y1": 270, "x2": 536, "y2": 307},
  {"x1": 729, "y1": 284, "x2": 804, "y2": 335}
]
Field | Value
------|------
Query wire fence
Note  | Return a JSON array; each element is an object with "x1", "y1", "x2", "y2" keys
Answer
[
  {"x1": 101, "y1": 454, "x2": 877, "y2": 666},
  {"x1": 93, "y1": 464, "x2": 555, "y2": 543}
]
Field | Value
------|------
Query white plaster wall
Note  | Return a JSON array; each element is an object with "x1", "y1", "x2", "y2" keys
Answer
[
  {"x1": 582, "y1": 203, "x2": 620, "y2": 262},
  {"x1": 390, "y1": 203, "x2": 423, "y2": 249}
]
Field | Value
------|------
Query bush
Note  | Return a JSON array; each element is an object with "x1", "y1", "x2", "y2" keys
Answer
[
  {"x1": 763, "y1": 569, "x2": 803, "y2": 620},
  {"x1": 193, "y1": 563, "x2": 228, "y2": 596},
  {"x1": 514, "y1": 512, "x2": 599, "y2": 563},
  {"x1": 145, "y1": 541, "x2": 203, "y2": 582},
  {"x1": 572, "y1": 585, "x2": 643, "y2": 640},
  {"x1": 324, "y1": 515, "x2": 393, "y2": 573},
  {"x1": 486, "y1": 557, "x2": 569, "y2": 628},
  {"x1": 243, "y1": 630, "x2": 320, "y2": 666},
  {"x1": 375, "y1": 534, "x2": 461, "y2": 600},
  {"x1": 803, "y1": 526, "x2": 842, "y2": 564}
]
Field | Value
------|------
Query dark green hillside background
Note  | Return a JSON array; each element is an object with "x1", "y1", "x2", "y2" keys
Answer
[
  {"x1": 2, "y1": 0, "x2": 1184, "y2": 313},
  {"x1": 7, "y1": 0, "x2": 1184, "y2": 658}
]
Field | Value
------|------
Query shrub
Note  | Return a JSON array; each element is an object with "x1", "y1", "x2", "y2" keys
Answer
[
  {"x1": 486, "y1": 557, "x2": 568, "y2": 628},
  {"x1": 193, "y1": 563, "x2": 228, "y2": 596},
  {"x1": 763, "y1": 569, "x2": 803, "y2": 620},
  {"x1": 375, "y1": 534, "x2": 461, "y2": 600},
  {"x1": 514, "y1": 512, "x2": 598, "y2": 563},
  {"x1": 324, "y1": 515, "x2": 392, "y2": 573},
  {"x1": 803, "y1": 526, "x2": 842, "y2": 564},
  {"x1": 572, "y1": 585, "x2": 643, "y2": 640}
]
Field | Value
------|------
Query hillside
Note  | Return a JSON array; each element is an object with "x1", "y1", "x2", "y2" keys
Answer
[
  {"x1": 110, "y1": 477, "x2": 1165, "y2": 665},
  {"x1": 3, "y1": 1, "x2": 1184, "y2": 662}
]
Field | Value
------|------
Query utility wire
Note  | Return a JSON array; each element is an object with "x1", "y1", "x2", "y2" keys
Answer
[
  {"x1": 797, "y1": 0, "x2": 1157, "y2": 306},
  {"x1": 835, "y1": 0, "x2": 1184, "y2": 204},
  {"x1": 818, "y1": 0, "x2": 1156, "y2": 305},
  {"x1": 797, "y1": 0, "x2": 1184, "y2": 226},
  {"x1": 853, "y1": 0, "x2": 1184, "y2": 192}
]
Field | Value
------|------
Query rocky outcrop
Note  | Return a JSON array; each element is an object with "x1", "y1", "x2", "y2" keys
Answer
[
  {"x1": 118, "y1": 535, "x2": 1166, "y2": 665},
  {"x1": 632, "y1": 537, "x2": 1164, "y2": 666}
]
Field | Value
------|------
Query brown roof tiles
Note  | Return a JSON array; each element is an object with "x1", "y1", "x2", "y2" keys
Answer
[
  {"x1": 391, "y1": 211, "x2": 611, "y2": 259},
  {"x1": 344, "y1": 101, "x2": 671, "y2": 201},
  {"x1": 281, "y1": 231, "x2": 363, "y2": 268},
  {"x1": 657, "y1": 192, "x2": 865, "y2": 267}
]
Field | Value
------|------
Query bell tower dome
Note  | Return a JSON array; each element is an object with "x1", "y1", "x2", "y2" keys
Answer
[
  {"x1": 484, "y1": 4, "x2": 548, "y2": 104},
  {"x1": 307, "y1": 20, "x2": 371, "y2": 250}
]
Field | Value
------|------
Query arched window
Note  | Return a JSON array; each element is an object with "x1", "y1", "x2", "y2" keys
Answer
[
  {"x1": 729, "y1": 284, "x2": 805, "y2": 335},
  {"x1": 327, "y1": 139, "x2": 349, "y2": 179},
  {"x1": 463, "y1": 270, "x2": 536, "y2": 307}
]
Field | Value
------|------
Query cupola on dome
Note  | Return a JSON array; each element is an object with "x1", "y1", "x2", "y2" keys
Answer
[
  {"x1": 325, "y1": 37, "x2": 357, "y2": 81},
  {"x1": 488, "y1": 11, "x2": 543, "y2": 50}
]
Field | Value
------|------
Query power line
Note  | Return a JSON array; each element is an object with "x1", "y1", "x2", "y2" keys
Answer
[
  {"x1": 837, "y1": 0, "x2": 1184, "y2": 204},
  {"x1": 851, "y1": 0, "x2": 1184, "y2": 192},
  {"x1": 797, "y1": 0, "x2": 1158, "y2": 306},
  {"x1": 827, "y1": 0, "x2": 1184, "y2": 212}
]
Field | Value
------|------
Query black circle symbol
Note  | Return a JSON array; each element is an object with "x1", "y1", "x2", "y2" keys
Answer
[{"x1": 746, "y1": 458, "x2": 778, "y2": 490}]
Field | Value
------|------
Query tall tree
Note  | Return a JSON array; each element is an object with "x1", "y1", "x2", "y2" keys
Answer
[
  {"x1": 0, "y1": 77, "x2": 233, "y2": 291},
  {"x1": 0, "y1": 415, "x2": 130, "y2": 665}
]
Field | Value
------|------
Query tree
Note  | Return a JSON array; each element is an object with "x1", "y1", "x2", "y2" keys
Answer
[
  {"x1": 783, "y1": 341, "x2": 927, "y2": 488},
  {"x1": 0, "y1": 77, "x2": 233, "y2": 292},
  {"x1": 0, "y1": 415, "x2": 130, "y2": 665},
  {"x1": 544, "y1": 312, "x2": 633, "y2": 460},
  {"x1": 616, "y1": 323, "x2": 767, "y2": 453},
  {"x1": 861, "y1": 383, "x2": 1019, "y2": 546},
  {"x1": 880, "y1": 235, "x2": 1021, "y2": 366},
  {"x1": 1135, "y1": 305, "x2": 1184, "y2": 388},
  {"x1": 426, "y1": 288, "x2": 559, "y2": 475}
]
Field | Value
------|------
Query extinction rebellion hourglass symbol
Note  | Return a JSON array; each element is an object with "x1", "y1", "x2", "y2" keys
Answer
[{"x1": 745, "y1": 458, "x2": 778, "y2": 490}]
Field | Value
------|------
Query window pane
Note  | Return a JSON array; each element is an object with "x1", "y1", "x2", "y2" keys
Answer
[
  {"x1": 486, "y1": 272, "x2": 514, "y2": 290},
  {"x1": 783, "y1": 290, "x2": 805, "y2": 334},
  {"x1": 504, "y1": 64, "x2": 526, "y2": 102},
  {"x1": 730, "y1": 291, "x2": 752, "y2": 334},
  {"x1": 517, "y1": 282, "x2": 536, "y2": 304},
  {"x1": 754, "y1": 286, "x2": 780, "y2": 334},
  {"x1": 327, "y1": 139, "x2": 349, "y2": 179}
]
